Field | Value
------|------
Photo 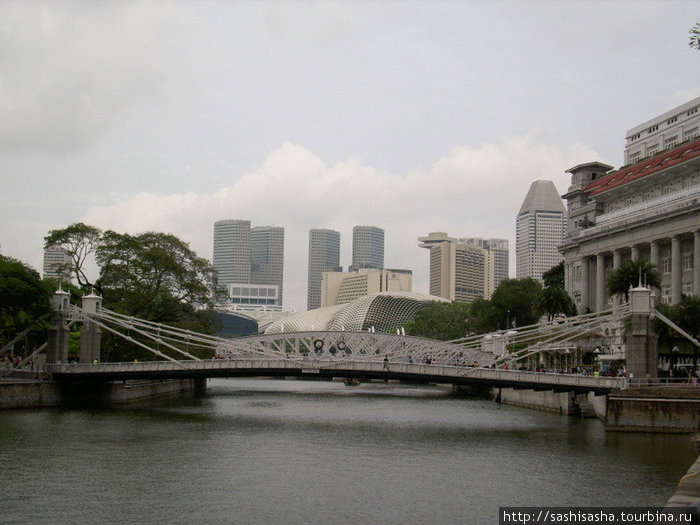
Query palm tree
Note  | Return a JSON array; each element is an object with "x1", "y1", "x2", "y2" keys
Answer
[
  {"x1": 538, "y1": 286, "x2": 575, "y2": 321},
  {"x1": 606, "y1": 259, "x2": 660, "y2": 303}
]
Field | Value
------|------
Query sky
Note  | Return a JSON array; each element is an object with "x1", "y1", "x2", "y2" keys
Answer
[{"x1": 1, "y1": 1, "x2": 698, "y2": 312}]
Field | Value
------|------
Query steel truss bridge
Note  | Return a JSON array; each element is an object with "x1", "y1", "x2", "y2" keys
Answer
[{"x1": 37, "y1": 302, "x2": 640, "y2": 394}]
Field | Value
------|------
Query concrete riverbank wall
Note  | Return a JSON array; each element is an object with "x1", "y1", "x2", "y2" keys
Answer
[
  {"x1": 606, "y1": 387, "x2": 700, "y2": 433},
  {"x1": 0, "y1": 378, "x2": 204, "y2": 409},
  {"x1": 495, "y1": 388, "x2": 608, "y2": 419}
]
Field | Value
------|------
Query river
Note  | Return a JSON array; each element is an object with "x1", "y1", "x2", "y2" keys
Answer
[{"x1": 0, "y1": 378, "x2": 695, "y2": 524}]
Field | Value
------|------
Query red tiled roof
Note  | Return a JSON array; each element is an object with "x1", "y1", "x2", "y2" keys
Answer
[{"x1": 585, "y1": 137, "x2": 700, "y2": 196}]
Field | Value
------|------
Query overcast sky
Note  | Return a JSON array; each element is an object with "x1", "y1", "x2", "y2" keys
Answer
[{"x1": 1, "y1": 1, "x2": 698, "y2": 311}]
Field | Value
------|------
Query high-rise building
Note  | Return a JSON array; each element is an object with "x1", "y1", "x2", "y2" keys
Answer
[
  {"x1": 321, "y1": 268, "x2": 412, "y2": 307},
  {"x1": 418, "y1": 232, "x2": 486, "y2": 302},
  {"x1": 307, "y1": 229, "x2": 341, "y2": 310},
  {"x1": 350, "y1": 225, "x2": 384, "y2": 271},
  {"x1": 251, "y1": 226, "x2": 284, "y2": 304},
  {"x1": 515, "y1": 180, "x2": 567, "y2": 282},
  {"x1": 213, "y1": 219, "x2": 284, "y2": 307},
  {"x1": 43, "y1": 246, "x2": 72, "y2": 281},
  {"x1": 462, "y1": 238, "x2": 509, "y2": 298},
  {"x1": 213, "y1": 219, "x2": 251, "y2": 288}
]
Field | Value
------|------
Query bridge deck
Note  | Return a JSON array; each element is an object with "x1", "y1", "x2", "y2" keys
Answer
[{"x1": 46, "y1": 359, "x2": 626, "y2": 394}]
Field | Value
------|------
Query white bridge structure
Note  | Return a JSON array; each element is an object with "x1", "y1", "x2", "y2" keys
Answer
[{"x1": 37, "y1": 294, "x2": 648, "y2": 395}]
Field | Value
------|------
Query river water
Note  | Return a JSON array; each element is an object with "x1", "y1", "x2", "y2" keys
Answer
[{"x1": 0, "y1": 378, "x2": 695, "y2": 524}]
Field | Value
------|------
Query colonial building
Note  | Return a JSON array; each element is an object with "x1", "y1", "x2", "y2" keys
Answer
[{"x1": 561, "y1": 98, "x2": 700, "y2": 312}]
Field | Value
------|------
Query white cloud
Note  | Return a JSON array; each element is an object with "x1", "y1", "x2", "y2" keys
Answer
[
  {"x1": 81, "y1": 136, "x2": 597, "y2": 310},
  {"x1": 0, "y1": 2, "x2": 191, "y2": 152}
]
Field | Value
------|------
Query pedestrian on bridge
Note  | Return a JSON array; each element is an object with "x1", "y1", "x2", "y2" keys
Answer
[{"x1": 383, "y1": 356, "x2": 389, "y2": 370}]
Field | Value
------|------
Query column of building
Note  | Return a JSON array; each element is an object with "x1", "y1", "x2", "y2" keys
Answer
[{"x1": 582, "y1": 231, "x2": 700, "y2": 312}]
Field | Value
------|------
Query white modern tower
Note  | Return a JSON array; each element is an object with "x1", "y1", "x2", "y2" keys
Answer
[
  {"x1": 516, "y1": 180, "x2": 567, "y2": 282},
  {"x1": 308, "y1": 229, "x2": 341, "y2": 311}
]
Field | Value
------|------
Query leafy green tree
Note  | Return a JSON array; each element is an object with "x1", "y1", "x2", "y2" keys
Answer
[
  {"x1": 671, "y1": 295, "x2": 700, "y2": 370},
  {"x1": 469, "y1": 296, "x2": 500, "y2": 334},
  {"x1": 0, "y1": 255, "x2": 51, "y2": 349},
  {"x1": 538, "y1": 286, "x2": 575, "y2": 321},
  {"x1": 44, "y1": 222, "x2": 102, "y2": 290},
  {"x1": 404, "y1": 301, "x2": 473, "y2": 341},
  {"x1": 606, "y1": 259, "x2": 660, "y2": 303},
  {"x1": 489, "y1": 278, "x2": 543, "y2": 328},
  {"x1": 96, "y1": 230, "x2": 217, "y2": 321},
  {"x1": 542, "y1": 262, "x2": 565, "y2": 289}
]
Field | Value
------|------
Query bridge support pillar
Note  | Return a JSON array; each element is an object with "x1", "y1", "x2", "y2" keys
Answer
[
  {"x1": 626, "y1": 286, "x2": 657, "y2": 383},
  {"x1": 79, "y1": 293, "x2": 102, "y2": 364},
  {"x1": 47, "y1": 290, "x2": 71, "y2": 364}
]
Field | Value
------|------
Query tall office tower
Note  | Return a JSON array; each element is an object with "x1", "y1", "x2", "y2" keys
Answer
[
  {"x1": 350, "y1": 225, "x2": 384, "y2": 271},
  {"x1": 307, "y1": 228, "x2": 341, "y2": 310},
  {"x1": 516, "y1": 180, "x2": 567, "y2": 282},
  {"x1": 462, "y1": 238, "x2": 509, "y2": 299},
  {"x1": 418, "y1": 232, "x2": 486, "y2": 302},
  {"x1": 213, "y1": 219, "x2": 251, "y2": 288},
  {"x1": 251, "y1": 226, "x2": 285, "y2": 304},
  {"x1": 43, "y1": 246, "x2": 72, "y2": 281}
]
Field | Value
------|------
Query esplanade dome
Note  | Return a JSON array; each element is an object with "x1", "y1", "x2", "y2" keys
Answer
[{"x1": 264, "y1": 292, "x2": 448, "y2": 334}]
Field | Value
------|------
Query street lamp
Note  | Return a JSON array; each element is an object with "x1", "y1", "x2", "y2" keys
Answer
[{"x1": 672, "y1": 345, "x2": 680, "y2": 375}]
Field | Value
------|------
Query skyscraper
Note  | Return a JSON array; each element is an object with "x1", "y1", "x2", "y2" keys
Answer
[
  {"x1": 213, "y1": 219, "x2": 251, "y2": 288},
  {"x1": 251, "y1": 226, "x2": 285, "y2": 304},
  {"x1": 350, "y1": 225, "x2": 384, "y2": 271},
  {"x1": 515, "y1": 180, "x2": 567, "y2": 282},
  {"x1": 462, "y1": 237, "x2": 509, "y2": 298},
  {"x1": 307, "y1": 229, "x2": 341, "y2": 310},
  {"x1": 418, "y1": 232, "x2": 486, "y2": 302},
  {"x1": 43, "y1": 246, "x2": 72, "y2": 281},
  {"x1": 213, "y1": 220, "x2": 285, "y2": 306}
]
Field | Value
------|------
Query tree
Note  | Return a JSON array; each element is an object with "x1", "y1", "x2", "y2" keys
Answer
[
  {"x1": 96, "y1": 230, "x2": 217, "y2": 322},
  {"x1": 671, "y1": 295, "x2": 700, "y2": 370},
  {"x1": 542, "y1": 262, "x2": 565, "y2": 289},
  {"x1": 538, "y1": 286, "x2": 575, "y2": 321},
  {"x1": 404, "y1": 301, "x2": 473, "y2": 341},
  {"x1": 469, "y1": 296, "x2": 500, "y2": 334},
  {"x1": 0, "y1": 255, "x2": 52, "y2": 350},
  {"x1": 489, "y1": 278, "x2": 543, "y2": 328},
  {"x1": 606, "y1": 259, "x2": 660, "y2": 303},
  {"x1": 690, "y1": 22, "x2": 700, "y2": 51},
  {"x1": 44, "y1": 223, "x2": 102, "y2": 290}
]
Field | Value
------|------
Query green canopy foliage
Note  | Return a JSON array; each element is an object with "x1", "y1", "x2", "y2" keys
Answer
[
  {"x1": 542, "y1": 261, "x2": 565, "y2": 289},
  {"x1": 606, "y1": 259, "x2": 660, "y2": 302},
  {"x1": 0, "y1": 255, "x2": 51, "y2": 348},
  {"x1": 44, "y1": 222, "x2": 102, "y2": 289},
  {"x1": 538, "y1": 285, "x2": 576, "y2": 321},
  {"x1": 404, "y1": 301, "x2": 472, "y2": 341},
  {"x1": 44, "y1": 224, "x2": 220, "y2": 361},
  {"x1": 489, "y1": 278, "x2": 543, "y2": 328},
  {"x1": 96, "y1": 230, "x2": 216, "y2": 320}
]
